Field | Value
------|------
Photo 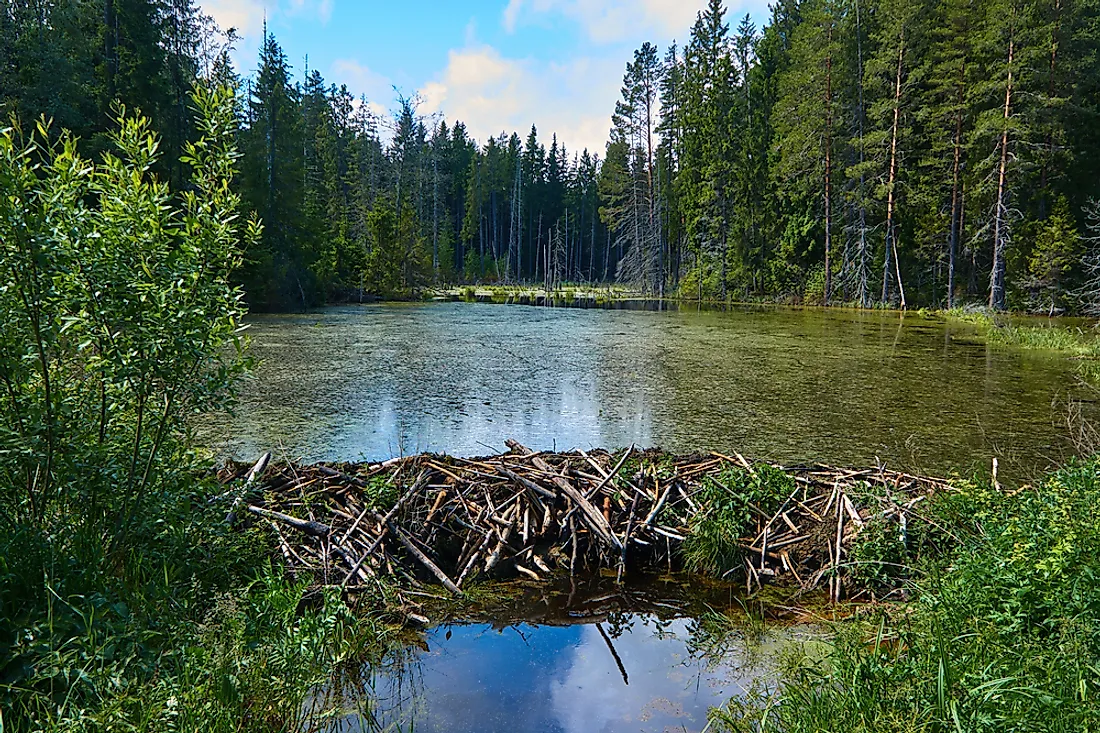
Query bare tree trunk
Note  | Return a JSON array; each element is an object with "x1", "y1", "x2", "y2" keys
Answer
[
  {"x1": 823, "y1": 34, "x2": 834, "y2": 306},
  {"x1": 947, "y1": 69, "x2": 965, "y2": 308},
  {"x1": 855, "y1": 0, "x2": 870, "y2": 307},
  {"x1": 884, "y1": 40, "x2": 907, "y2": 309},
  {"x1": 990, "y1": 21, "x2": 1016, "y2": 311},
  {"x1": 432, "y1": 155, "x2": 440, "y2": 274}
]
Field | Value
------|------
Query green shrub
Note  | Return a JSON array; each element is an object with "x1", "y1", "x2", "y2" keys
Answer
[
  {"x1": 714, "y1": 460, "x2": 1100, "y2": 732},
  {"x1": 0, "y1": 87, "x2": 393, "y2": 732},
  {"x1": 682, "y1": 465, "x2": 795, "y2": 575}
]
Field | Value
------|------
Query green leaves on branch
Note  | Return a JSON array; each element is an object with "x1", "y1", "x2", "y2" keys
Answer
[{"x1": 0, "y1": 84, "x2": 257, "y2": 533}]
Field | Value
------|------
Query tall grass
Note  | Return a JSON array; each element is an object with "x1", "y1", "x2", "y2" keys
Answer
[
  {"x1": 712, "y1": 460, "x2": 1100, "y2": 732},
  {"x1": 941, "y1": 306, "x2": 1098, "y2": 354}
]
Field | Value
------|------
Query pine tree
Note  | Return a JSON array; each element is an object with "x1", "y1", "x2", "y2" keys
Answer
[
  {"x1": 679, "y1": 0, "x2": 738, "y2": 299},
  {"x1": 773, "y1": 0, "x2": 847, "y2": 304},
  {"x1": 238, "y1": 27, "x2": 309, "y2": 309}
]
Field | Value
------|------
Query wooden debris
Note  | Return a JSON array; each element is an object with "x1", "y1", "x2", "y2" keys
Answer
[{"x1": 220, "y1": 443, "x2": 954, "y2": 602}]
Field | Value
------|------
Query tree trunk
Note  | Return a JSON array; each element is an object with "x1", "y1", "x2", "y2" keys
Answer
[
  {"x1": 989, "y1": 23, "x2": 1016, "y2": 311},
  {"x1": 823, "y1": 35, "x2": 834, "y2": 306},
  {"x1": 855, "y1": 0, "x2": 870, "y2": 307},
  {"x1": 884, "y1": 39, "x2": 907, "y2": 309},
  {"x1": 947, "y1": 68, "x2": 965, "y2": 309}
]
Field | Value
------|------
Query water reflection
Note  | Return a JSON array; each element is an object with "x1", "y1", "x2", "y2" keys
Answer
[
  {"x1": 321, "y1": 614, "x2": 806, "y2": 733},
  {"x1": 202, "y1": 302, "x2": 1094, "y2": 481}
]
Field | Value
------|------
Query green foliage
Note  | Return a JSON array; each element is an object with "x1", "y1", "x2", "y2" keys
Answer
[
  {"x1": 1027, "y1": 198, "x2": 1081, "y2": 310},
  {"x1": 848, "y1": 514, "x2": 910, "y2": 591},
  {"x1": 682, "y1": 465, "x2": 795, "y2": 575},
  {"x1": 7, "y1": 0, "x2": 1100, "y2": 311},
  {"x1": 0, "y1": 85, "x2": 255, "y2": 534},
  {"x1": 715, "y1": 460, "x2": 1100, "y2": 732},
  {"x1": 0, "y1": 88, "x2": 391, "y2": 732}
]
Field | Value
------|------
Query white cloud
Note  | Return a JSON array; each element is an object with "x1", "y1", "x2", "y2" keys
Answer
[
  {"x1": 548, "y1": 619, "x2": 757, "y2": 733},
  {"x1": 198, "y1": 0, "x2": 333, "y2": 42},
  {"x1": 330, "y1": 59, "x2": 394, "y2": 109},
  {"x1": 198, "y1": 0, "x2": 335, "y2": 76},
  {"x1": 201, "y1": 0, "x2": 268, "y2": 37},
  {"x1": 418, "y1": 44, "x2": 620, "y2": 157},
  {"x1": 501, "y1": 0, "x2": 711, "y2": 43}
]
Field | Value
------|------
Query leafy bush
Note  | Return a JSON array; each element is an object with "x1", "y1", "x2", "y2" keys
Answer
[
  {"x1": 682, "y1": 465, "x2": 795, "y2": 575},
  {"x1": 0, "y1": 85, "x2": 256, "y2": 535},
  {"x1": 0, "y1": 88, "x2": 390, "y2": 732}
]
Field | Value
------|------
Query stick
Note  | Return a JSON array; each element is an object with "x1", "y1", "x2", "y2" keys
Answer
[
  {"x1": 498, "y1": 466, "x2": 557, "y2": 500},
  {"x1": 341, "y1": 469, "x2": 427, "y2": 545},
  {"x1": 389, "y1": 522, "x2": 461, "y2": 595},
  {"x1": 247, "y1": 504, "x2": 330, "y2": 537},
  {"x1": 579, "y1": 446, "x2": 635, "y2": 499},
  {"x1": 225, "y1": 452, "x2": 271, "y2": 523}
]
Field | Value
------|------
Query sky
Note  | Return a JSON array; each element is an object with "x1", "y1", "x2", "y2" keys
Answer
[{"x1": 197, "y1": 0, "x2": 771, "y2": 156}]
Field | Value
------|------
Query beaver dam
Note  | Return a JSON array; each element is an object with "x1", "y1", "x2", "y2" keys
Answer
[{"x1": 221, "y1": 440, "x2": 957, "y2": 604}]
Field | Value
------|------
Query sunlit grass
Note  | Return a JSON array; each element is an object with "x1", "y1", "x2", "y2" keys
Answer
[{"x1": 710, "y1": 460, "x2": 1100, "y2": 732}]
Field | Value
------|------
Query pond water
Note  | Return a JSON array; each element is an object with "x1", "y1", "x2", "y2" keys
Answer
[
  {"x1": 311, "y1": 577, "x2": 818, "y2": 733},
  {"x1": 205, "y1": 301, "x2": 1094, "y2": 481}
]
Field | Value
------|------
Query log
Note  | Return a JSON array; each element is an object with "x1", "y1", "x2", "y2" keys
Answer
[
  {"x1": 389, "y1": 522, "x2": 462, "y2": 595},
  {"x1": 247, "y1": 504, "x2": 330, "y2": 537}
]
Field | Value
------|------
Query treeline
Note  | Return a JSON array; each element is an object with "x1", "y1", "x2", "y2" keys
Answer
[
  {"x1": 613, "y1": 0, "x2": 1100, "y2": 310},
  {"x1": 3, "y1": 0, "x2": 1100, "y2": 310},
  {"x1": 231, "y1": 31, "x2": 609, "y2": 309}
]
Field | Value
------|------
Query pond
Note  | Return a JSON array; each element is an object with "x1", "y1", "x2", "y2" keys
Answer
[
  {"x1": 309, "y1": 576, "x2": 821, "y2": 733},
  {"x1": 205, "y1": 301, "x2": 1094, "y2": 482}
]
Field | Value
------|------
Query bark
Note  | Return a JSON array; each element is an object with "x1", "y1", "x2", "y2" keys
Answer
[
  {"x1": 855, "y1": 0, "x2": 871, "y2": 307},
  {"x1": 947, "y1": 64, "x2": 966, "y2": 308},
  {"x1": 823, "y1": 32, "x2": 834, "y2": 306},
  {"x1": 884, "y1": 39, "x2": 907, "y2": 309}
]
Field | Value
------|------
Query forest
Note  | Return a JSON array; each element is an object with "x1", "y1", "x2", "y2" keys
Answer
[
  {"x1": 4, "y1": 0, "x2": 1100, "y2": 311},
  {"x1": 5, "y1": 2, "x2": 1100, "y2": 731}
]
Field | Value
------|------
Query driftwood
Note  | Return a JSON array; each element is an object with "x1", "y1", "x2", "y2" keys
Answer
[{"x1": 220, "y1": 442, "x2": 956, "y2": 602}]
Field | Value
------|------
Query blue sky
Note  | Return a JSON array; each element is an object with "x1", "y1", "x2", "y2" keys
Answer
[{"x1": 197, "y1": 0, "x2": 771, "y2": 155}]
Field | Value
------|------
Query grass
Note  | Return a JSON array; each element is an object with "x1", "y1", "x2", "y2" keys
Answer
[
  {"x1": 710, "y1": 459, "x2": 1100, "y2": 732},
  {"x1": 941, "y1": 306, "x2": 1097, "y2": 352}
]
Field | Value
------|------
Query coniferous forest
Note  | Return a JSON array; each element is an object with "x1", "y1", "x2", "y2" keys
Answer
[{"x1": 4, "y1": 0, "x2": 1100, "y2": 311}]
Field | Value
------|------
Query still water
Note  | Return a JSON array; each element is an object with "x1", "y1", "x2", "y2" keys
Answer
[
  {"x1": 313, "y1": 577, "x2": 817, "y2": 733},
  {"x1": 206, "y1": 302, "x2": 1093, "y2": 480}
]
